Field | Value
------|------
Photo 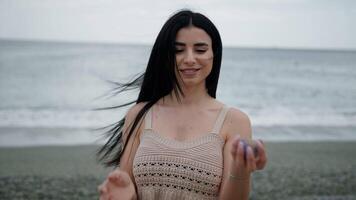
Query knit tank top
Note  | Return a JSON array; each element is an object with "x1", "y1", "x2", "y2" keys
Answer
[{"x1": 132, "y1": 105, "x2": 229, "y2": 200}]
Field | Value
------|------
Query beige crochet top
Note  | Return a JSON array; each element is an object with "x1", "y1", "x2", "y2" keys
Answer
[{"x1": 132, "y1": 105, "x2": 229, "y2": 200}]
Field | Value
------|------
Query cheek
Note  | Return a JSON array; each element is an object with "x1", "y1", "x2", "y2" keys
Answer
[
  {"x1": 204, "y1": 61, "x2": 214, "y2": 76},
  {"x1": 197, "y1": 58, "x2": 213, "y2": 69},
  {"x1": 175, "y1": 55, "x2": 183, "y2": 66},
  {"x1": 206, "y1": 64, "x2": 213, "y2": 75},
  {"x1": 197, "y1": 51, "x2": 213, "y2": 68}
]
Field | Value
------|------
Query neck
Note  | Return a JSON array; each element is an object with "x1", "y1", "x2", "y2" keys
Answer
[{"x1": 162, "y1": 83, "x2": 213, "y2": 107}]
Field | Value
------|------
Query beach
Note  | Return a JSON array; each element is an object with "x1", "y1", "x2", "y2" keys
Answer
[
  {"x1": 1, "y1": 142, "x2": 355, "y2": 200},
  {"x1": 1, "y1": 40, "x2": 356, "y2": 199}
]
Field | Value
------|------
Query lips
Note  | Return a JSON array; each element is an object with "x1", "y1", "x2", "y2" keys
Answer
[{"x1": 179, "y1": 68, "x2": 200, "y2": 76}]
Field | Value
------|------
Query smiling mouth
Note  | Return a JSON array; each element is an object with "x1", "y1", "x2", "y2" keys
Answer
[{"x1": 180, "y1": 68, "x2": 200, "y2": 76}]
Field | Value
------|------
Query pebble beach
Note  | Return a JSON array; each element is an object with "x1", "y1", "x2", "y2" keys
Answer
[{"x1": 0, "y1": 142, "x2": 355, "y2": 200}]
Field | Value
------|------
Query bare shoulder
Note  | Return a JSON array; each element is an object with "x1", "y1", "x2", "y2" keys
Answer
[
  {"x1": 123, "y1": 102, "x2": 148, "y2": 136},
  {"x1": 120, "y1": 102, "x2": 148, "y2": 174},
  {"x1": 223, "y1": 107, "x2": 252, "y2": 140},
  {"x1": 125, "y1": 102, "x2": 147, "y2": 122}
]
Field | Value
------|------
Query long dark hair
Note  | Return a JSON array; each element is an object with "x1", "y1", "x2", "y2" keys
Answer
[{"x1": 97, "y1": 9, "x2": 223, "y2": 167}]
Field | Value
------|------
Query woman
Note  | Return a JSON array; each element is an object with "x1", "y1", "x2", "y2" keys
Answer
[{"x1": 98, "y1": 10, "x2": 267, "y2": 200}]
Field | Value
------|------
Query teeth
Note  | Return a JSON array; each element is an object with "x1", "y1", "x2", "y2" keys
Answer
[
  {"x1": 181, "y1": 69, "x2": 199, "y2": 75},
  {"x1": 181, "y1": 69, "x2": 198, "y2": 71}
]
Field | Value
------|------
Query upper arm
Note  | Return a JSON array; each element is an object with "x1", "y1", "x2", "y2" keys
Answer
[
  {"x1": 221, "y1": 108, "x2": 252, "y2": 179},
  {"x1": 224, "y1": 108, "x2": 252, "y2": 141},
  {"x1": 119, "y1": 102, "x2": 147, "y2": 178}
]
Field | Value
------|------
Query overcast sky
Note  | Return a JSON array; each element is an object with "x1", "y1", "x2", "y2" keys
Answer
[{"x1": 0, "y1": 0, "x2": 355, "y2": 50}]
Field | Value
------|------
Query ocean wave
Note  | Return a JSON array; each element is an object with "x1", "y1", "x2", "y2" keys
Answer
[
  {"x1": 0, "y1": 109, "x2": 123, "y2": 128},
  {"x1": 249, "y1": 106, "x2": 356, "y2": 127},
  {"x1": 0, "y1": 107, "x2": 355, "y2": 128}
]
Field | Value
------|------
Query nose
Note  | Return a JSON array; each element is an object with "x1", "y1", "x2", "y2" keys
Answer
[{"x1": 183, "y1": 50, "x2": 196, "y2": 66}]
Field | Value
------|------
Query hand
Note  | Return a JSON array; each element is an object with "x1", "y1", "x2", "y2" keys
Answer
[
  {"x1": 98, "y1": 169, "x2": 137, "y2": 200},
  {"x1": 230, "y1": 136, "x2": 267, "y2": 179},
  {"x1": 255, "y1": 139, "x2": 267, "y2": 170}
]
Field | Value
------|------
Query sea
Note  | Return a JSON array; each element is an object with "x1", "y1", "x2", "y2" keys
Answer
[{"x1": 0, "y1": 39, "x2": 355, "y2": 146}]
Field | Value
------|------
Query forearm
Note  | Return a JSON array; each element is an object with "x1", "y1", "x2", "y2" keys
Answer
[{"x1": 218, "y1": 174, "x2": 250, "y2": 200}]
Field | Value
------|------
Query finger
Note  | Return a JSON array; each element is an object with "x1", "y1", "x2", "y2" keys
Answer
[
  {"x1": 118, "y1": 171, "x2": 132, "y2": 186},
  {"x1": 108, "y1": 170, "x2": 120, "y2": 179},
  {"x1": 109, "y1": 170, "x2": 127, "y2": 185},
  {"x1": 256, "y1": 139, "x2": 265, "y2": 151},
  {"x1": 251, "y1": 140, "x2": 259, "y2": 159},
  {"x1": 232, "y1": 135, "x2": 240, "y2": 145},
  {"x1": 256, "y1": 139, "x2": 267, "y2": 170},
  {"x1": 236, "y1": 141, "x2": 245, "y2": 166},
  {"x1": 109, "y1": 170, "x2": 132, "y2": 187},
  {"x1": 108, "y1": 173, "x2": 121, "y2": 184},
  {"x1": 241, "y1": 140, "x2": 248, "y2": 162},
  {"x1": 230, "y1": 135, "x2": 241, "y2": 156},
  {"x1": 98, "y1": 183, "x2": 109, "y2": 200},
  {"x1": 98, "y1": 181, "x2": 108, "y2": 194},
  {"x1": 246, "y1": 146, "x2": 257, "y2": 172}
]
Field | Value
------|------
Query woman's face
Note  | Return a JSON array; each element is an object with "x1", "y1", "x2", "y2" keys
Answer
[{"x1": 174, "y1": 26, "x2": 213, "y2": 88}]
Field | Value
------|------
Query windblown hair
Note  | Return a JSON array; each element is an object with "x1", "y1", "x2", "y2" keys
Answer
[{"x1": 97, "y1": 9, "x2": 223, "y2": 167}]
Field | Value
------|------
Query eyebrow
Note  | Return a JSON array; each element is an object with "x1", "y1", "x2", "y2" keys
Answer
[{"x1": 174, "y1": 42, "x2": 209, "y2": 47}]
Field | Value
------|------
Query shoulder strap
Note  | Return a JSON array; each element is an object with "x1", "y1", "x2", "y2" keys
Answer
[
  {"x1": 212, "y1": 105, "x2": 229, "y2": 134},
  {"x1": 144, "y1": 107, "x2": 153, "y2": 130}
]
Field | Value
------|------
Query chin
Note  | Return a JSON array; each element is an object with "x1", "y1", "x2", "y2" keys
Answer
[{"x1": 180, "y1": 78, "x2": 205, "y2": 88}]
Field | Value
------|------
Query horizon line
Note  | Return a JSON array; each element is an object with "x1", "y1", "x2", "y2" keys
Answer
[{"x1": 1, "y1": 37, "x2": 355, "y2": 52}]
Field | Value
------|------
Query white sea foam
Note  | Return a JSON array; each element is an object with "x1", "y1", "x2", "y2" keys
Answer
[
  {"x1": 1, "y1": 40, "x2": 356, "y2": 144},
  {"x1": 0, "y1": 107, "x2": 355, "y2": 128},
  {"x1": 249, "y1": 106, "x2": 356, "y2": 127},
  {"x1": 0, "y1": 109, "x2": 122, "y2": 128}
]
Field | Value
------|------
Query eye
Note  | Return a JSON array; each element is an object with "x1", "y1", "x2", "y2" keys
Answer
[
  {"x1": 196, "y1": 49, "x2": 207, "y2": 53},
  {"x1": 175, "y1": 48, "x2": 184, "y2": 53}
]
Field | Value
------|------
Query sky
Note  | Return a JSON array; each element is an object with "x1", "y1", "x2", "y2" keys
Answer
[{"x1": 0, "y1": 0, "x2": 355, "y2": 50}]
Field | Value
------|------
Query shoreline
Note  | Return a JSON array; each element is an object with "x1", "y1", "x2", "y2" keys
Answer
[{"x1": 1, "y1": 126, "x2": 356, "y2": 147}]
